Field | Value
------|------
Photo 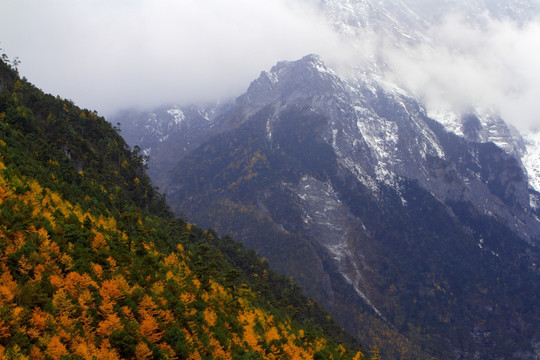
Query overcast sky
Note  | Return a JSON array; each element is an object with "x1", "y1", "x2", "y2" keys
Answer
[
  {"x1": 0, "y1": 0, "x2": 341, "y2": 115},
  {"x1": 1, "y1": 0, "x2": 539, "y2": 130}
]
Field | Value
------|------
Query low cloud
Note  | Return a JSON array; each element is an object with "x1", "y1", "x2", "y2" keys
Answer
[
  {"x1": 1, "y1": 1, "x2": 539, "y2": 131},
  {"x1": 0, "y1": 0, "x2": 341, "y2": 115},
  {"x1": 382, "y1": 13, "x2": 540, "y2": 131}
]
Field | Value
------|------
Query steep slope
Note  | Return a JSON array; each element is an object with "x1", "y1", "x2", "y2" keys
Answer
[
  {"x1": 156, "y1": 55, "x2": 540, "y2": 359},
  {"x1": 0, "y1": 57, "x2": 365, "y2": 359}
]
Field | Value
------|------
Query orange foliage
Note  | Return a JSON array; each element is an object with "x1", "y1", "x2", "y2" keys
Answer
[
  {"x1": 98, "y1": 340, "x2": 121, "y2": 360},
  {"x1": 138, "y1": 295, "x2": 159, "y2": 318},
  {"x1": 46, "y1": 336, "x2": 69, "y2": 360},
  {"x1": 92, "y1": 232, "x2": 107, "y2": 251},
  {"x1": 265, "y1": 326, "x2": 280, "y2": 343},
  {"x1": 97, "y1": 313, "x2": 123, "y2": 338},
  {"x1": 30, "y1": 307, "x2": 48, "y2": 334},
  {"x1": 0, "y1": 157, "x2": 365, "y2": 360},
  {"x1": 72, "y1": 337, "x2": 99, "y2": 360},
  {"x1": 158, "y1": 343, "x2": 177, "y2": 360},
  {"x1": 180, "y1": 292, "x2": 195, "y2": 306},
  {"x1": 140, "y1": 314, "x2": 163, "y2": 343},
  {"x1": 204, "y1": 308, "x2": 218, "y2": 327},
  {"x1": 29, "y1": 345, "x2": 44, "y2": 360},
  {"x1": 0, "y1": 320, "x2": 10, "y2": 340},
  {"x1": 100, "y1": 277, "x2": 128, "y2": 302},
  {"x1": 91, "y1": 262, "x2": 104, "y2": 278},
  {"x1": 209, "y1": 337, "x2": 232, "y2": 360},
  {"x1": 135, "y1": 342, "x2": 153, "y2": 360},
  {"x1": 63, "y1": 272, "x2": 97, "y2": 297},
  {"x1": 107, "y1": 256, "x2": 118, "y2": 273},
  {"x1": 121, "y1": 306, "x2": 136, "y2": 322},
  {"x1": 0, "y1": 264, "x2": 18, "y2": 303}
]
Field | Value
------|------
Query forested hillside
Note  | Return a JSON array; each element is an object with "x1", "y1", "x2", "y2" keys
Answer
[{"x1": 0, "y1": 56, "x2": 366, "y2": 359}]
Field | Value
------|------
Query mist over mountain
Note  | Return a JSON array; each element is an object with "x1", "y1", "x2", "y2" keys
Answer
[
  {"x1": 2, "y1": 0, "x2": 540, "y2": 129},
  {"x1": 111, "y1": 2, "x2": 540, "y2": 359},
  {"x1": 6, "y1": 0, "x2": 533, "y2": 358},
  {"x1": 117, "y1": 47, "x2": 540, "y2": 358}
]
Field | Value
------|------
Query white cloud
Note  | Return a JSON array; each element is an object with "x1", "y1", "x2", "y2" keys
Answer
[
  {"x1": 382, "y1": 13, "x2": 540, "y2": 130},
  {"x1": 1, "y1": 0, "x2": 539, "y2": 132},
  {"x1": 0, "y1": 0, "x2": 341, "y2": 115}
]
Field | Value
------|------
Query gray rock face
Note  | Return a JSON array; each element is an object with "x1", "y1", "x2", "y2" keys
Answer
[
  {"x1": 115, "y1": 102, "x2": 234, "y2": 189},
  {"x1": 234, "y1": 55, "x2": 540, "y2": 243}
]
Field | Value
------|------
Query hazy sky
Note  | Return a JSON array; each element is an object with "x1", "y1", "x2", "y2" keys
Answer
[
  {"x1": 1, "y1": 0, "x2": 539, "y2": 130},
  {"x1": 0, "y1": 0, "x2": 341, "y2": 115},
  {"x1": 384, "y1": 12, "x2": 540, "y2": 130}
]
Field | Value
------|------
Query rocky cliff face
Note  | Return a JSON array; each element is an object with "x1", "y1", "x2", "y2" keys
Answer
[{"x1": 231, "y1": 54, "x2": 540, "y2": 242}]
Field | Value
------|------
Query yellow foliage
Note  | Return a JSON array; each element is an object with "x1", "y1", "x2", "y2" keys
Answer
[
  {"x1": 97, "y1": 313, "x2": 123, "y2": 338},
  {"x1": 92, "y1": 232, "x2": 107, "y2": 251},
  {"x1": 265, "y1": 326, "x2": 280, "y2": 343},
  {"x1": 140, "y1": 314, "x2": 163, "y2": 343},
  {"x1": 0, "y1": 265, "x2": 18, "y2": 303},
  {"x1": 0, "y1": 146, "x2": 366, "y2": 360},
  {"x1": 204, "y1": 308, "x2": 218, "y2": 327},
  {"x1": 28, "y1": 180, "x2": 43, "y2": 196},
  {"x1": 163, "y1": 253, "x2": 179, "y2": 268},
  {"x1": 60, "y1": 253, "x2": 74, "y2": 270},
  {"x1": 52, "y1": 289, "x2": 76, "y2": 317},
  {"x1": 91, "y1": 263, "x2": 104, "y2": 278},
  {"x1": 71, "y1": 337, "x2": 99, "y2": 360},
  {"x1": 151, "y1": 281, "x2": 165, "y2": 295},
  {"x1": 135, "y1": 342, "x2": 153, "y2": 360},
  {"x1": 46, "y1": 336, "x2": 69, "y2": 360},
  {"x1": 210, "y1": 337, "x2": 232, "y2": 360},
  {"x1": 78, "y1": 289, "x2": 94, "y2": 311}
]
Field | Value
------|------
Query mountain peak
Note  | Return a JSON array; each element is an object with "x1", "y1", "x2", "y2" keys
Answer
[
  {"x1": 272, "y1": 53, "x2": 327, "y2": 72},
  {"x1": 237, "y1": 54, "x2": 345, "y2": 111}
]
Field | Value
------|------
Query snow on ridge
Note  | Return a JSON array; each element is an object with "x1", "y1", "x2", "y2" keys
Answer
[
  {"x1": 427, "y1": 109, "x2": 463, "y2": 137},
  {"x1": 523, "y1": 130, "x2": 540, "y2": 193},
  {"x1": 167, "y1": 106, "x2": 185, "y2": 125}
]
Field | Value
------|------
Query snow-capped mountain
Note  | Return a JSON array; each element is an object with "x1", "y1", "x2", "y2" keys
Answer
[
  {"x1": 116, "y1": 54, "x2": 540, "y2": 358},
  {"x1": 321, "y1": 0, "x2": 540, "y2": 41},
  {"x1": 241, "y1": 54, "x2": 540, "y2": 241},
  {"x1": 318, "y1": 0, "x2": 540, "y2": 194},
  {"x1": 113, "y1": 1, "x2": 540, "y2": 357}
]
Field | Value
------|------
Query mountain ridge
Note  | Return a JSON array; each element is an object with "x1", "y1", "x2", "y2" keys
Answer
[{"x1": 118, "y1": 53, "x2": 540, "y2": 359}]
